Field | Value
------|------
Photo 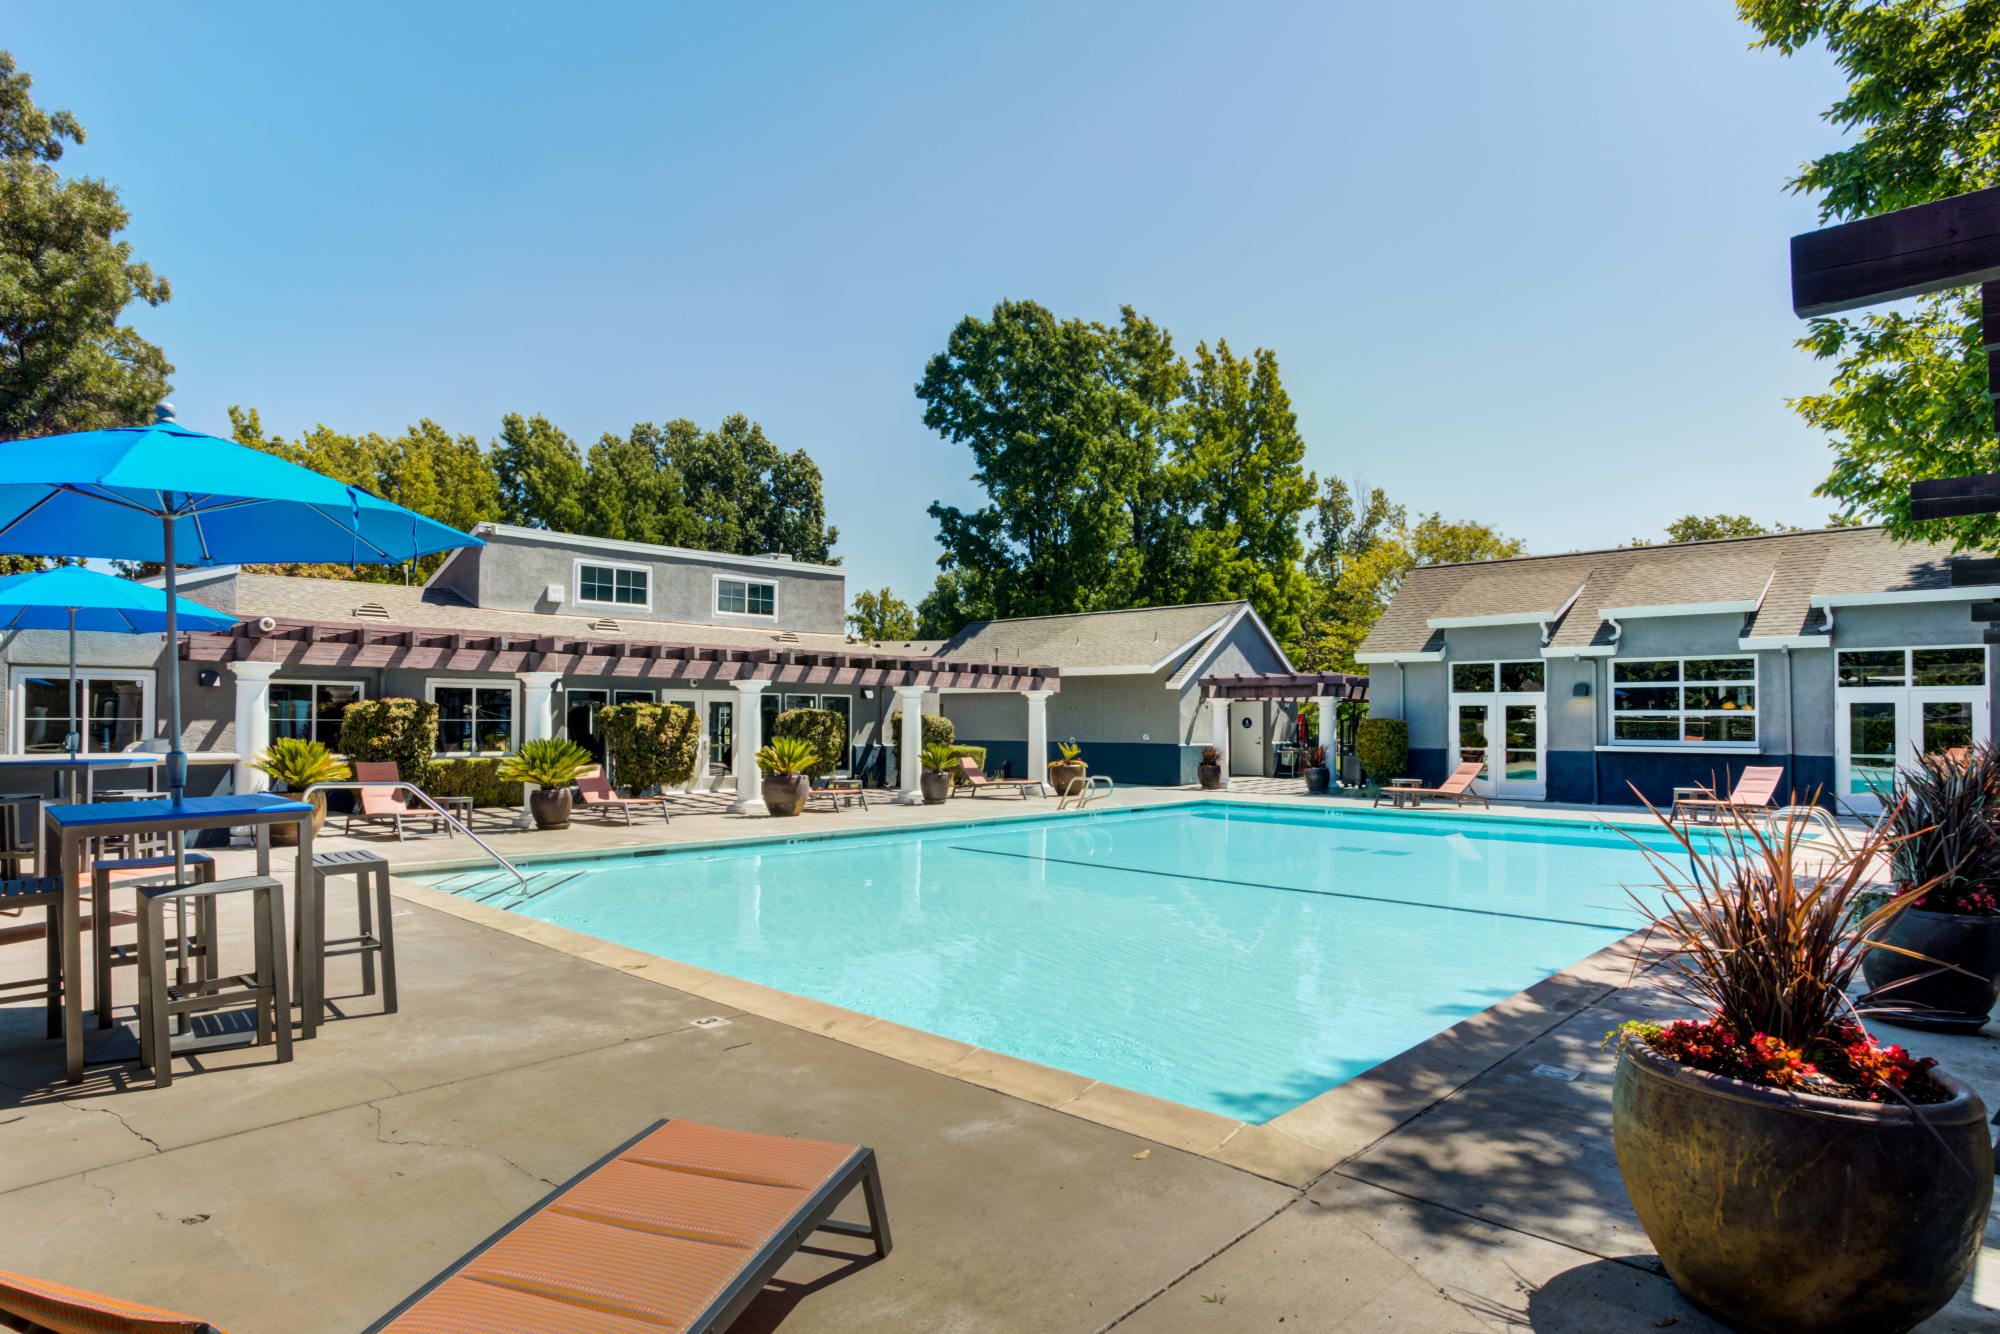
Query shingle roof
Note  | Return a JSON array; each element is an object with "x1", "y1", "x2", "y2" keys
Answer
[
  {"x1": 934, "y1": 602, "x2": 1248, "y2": 672},
  {"x1": 1356, "y1": 526, "x2": 1961, "y2": 658}
]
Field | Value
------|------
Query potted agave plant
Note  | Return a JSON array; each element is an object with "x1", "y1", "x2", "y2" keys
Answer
[
  {"x1": 1611, "y1": 813, "x2": 1992, "y2": 1334},
  {"x1": 1196, "y1": 745, "x2": 1223, "y2": 790},
  {"x1": 1863, "y1": 743, "x2": 2000, "y2": 1031},
  {"x1": 1048, "y1": 741, "x2": 1087, "y2": 796},
  {"x1": 756, "y1": 736, "x2": 818, "y2": 817},
  {"x1": 919, "y1": 742, "x2": 955, "y2": 805},
  {"x1": 1302, "y1": 745, "x2": 1330, "y2": 795},
  {"x1": 498, "y1": 737, "x2": 594, "y2": 830},
  {"x1": 248, "y1": 738, "x2": 351, "y2": 845}
]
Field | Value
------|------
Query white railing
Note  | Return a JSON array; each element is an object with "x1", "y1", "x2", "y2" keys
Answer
[
  {"x1": 1058, "y1": 774, "x2": 1115, "y2": 810},
  {"x1": 302, "y1": 781, "x2": 528, "y2": 893}
]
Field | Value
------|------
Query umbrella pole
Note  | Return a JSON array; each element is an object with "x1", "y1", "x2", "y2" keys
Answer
[
  {"x1": 162, "y1": 517, "x2": 186, "y2": 805},
  {"x1": 66, "y1": 607, "x2": 77, "y2": 758}
]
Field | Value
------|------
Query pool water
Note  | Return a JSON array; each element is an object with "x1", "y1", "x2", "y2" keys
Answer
[{"x1": 417, "y1": 803, "x2": 1687, "y2": 1122}]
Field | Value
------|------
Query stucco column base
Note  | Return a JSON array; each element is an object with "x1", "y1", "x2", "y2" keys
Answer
[
  {"x1": 1023, "y1": 688, "x2": 1053, "y2": 795},
  {"x1": 1211, "y1": 700, "x2": 1231, "y2": 789},
  {"x1": 893, "y1": 685, "x2": 927, "y2": 804},
  {"x1": 729, "y1": 680, "x2": 770, "y2": 815}
]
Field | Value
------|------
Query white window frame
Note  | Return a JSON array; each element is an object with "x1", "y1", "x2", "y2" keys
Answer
[
  {"x1": 1609, "y1": 654, "x2": 1759, "y2": 748},
  {"x1": 269, "y1": 678, "x2": 366, "y2": 750},
  {"x1": 10, "y1": 666, "x2": 155, "y2": 757},
  {"x1": 426, "y1": 678, "x2": 522, "y2": 757},
  {"x1": 713, "y1": 573, "x2": 778, "y2": 620},
  {"x1": 573, "y1": 557, "x2": 653, "y2": 613},
  {"x1": 1834, "y1": 645, "x2": 1988, "y2": 690}
]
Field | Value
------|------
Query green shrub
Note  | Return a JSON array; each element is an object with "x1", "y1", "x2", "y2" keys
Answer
[
  {"x1": 773, "y1": 707, "x2": 847, "y2": 779},
  {"x1": 886, "y1": 710, "x2": 954, "y2": 747},
  {"x1": 598, "y1": 701, "x2": 699, "y2": 792},
  {"x1": 1354, "y1": 717, "x2": 1409, "y2": 782},
  {"x1": 337, "y1": 697, "x2": 438, "y2": 788},
  {"x1": 946, "y1": 744, "x2": 987, "y2": 785},
  {"x1": 424, "y1": 758, "x2": 523, "y2": 808}
]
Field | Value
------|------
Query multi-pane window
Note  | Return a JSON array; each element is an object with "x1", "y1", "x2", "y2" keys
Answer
[
  {"x1": 716, "y1": 578, "x2": 776, "y2": 617},
  {"x1": 270, "y1": 681, "x2": 362, "y2": 749},
  {"x1": 1450, "y1": 660, "x2": 1545, "y2": 693},
  {"x1": 578, "y1": 562, "x2": 648, "y2": 607},
  {"x1": 1612, "y1": 657, "x2": 1756, "y2": 744},
  {"x1": 768, "y1": 692, "x2": 852, "y2": 771},
  {"x1": 430, "y1": 683, "x2": 516, "y2": 755},
  {"x1": 16, "y1": 670, "x2": 150, "y2": 754},
  {"x1": 1837, "y1": 647, "x2": 1985, "y2": 689},
  {"x1": 564, "y1": 688, "x2": 655, "y2": 759}
]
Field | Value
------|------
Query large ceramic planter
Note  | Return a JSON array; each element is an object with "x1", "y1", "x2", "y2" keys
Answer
[
  {"x1": 528, "y1": 785, "x2": 572, "y2": 830},
  {"x1": 762, "y1": 774, "x2": 809, "y2": 817},
  {"x1": 1197, "y1": 762, "x2": 1222, "y2": 790},
  {"x1": 1304, "y1": 766, "x2": 1330, "y2": 794},
  {"x1": 1613, "y1": 1036, "x2": 1991, "y2": 1334},
  {"x1": 1049, "y1": 762, "x2": 1086, "y2": 796},
  {"x1": 920, "y1": 771, "x2": 951, "y2": 805},
  {"x1": 1862, "y1": 906, "x2": 2000, "y2": 1032},
  {"x1": 270, "y1": 789, "x2": 327, "y2": 847}
]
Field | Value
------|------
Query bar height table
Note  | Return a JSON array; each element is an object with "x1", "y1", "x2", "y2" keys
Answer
[
  {"x1": 0, "y1": 753, "x2": 165, "y2": 806},
  {"x1": 42, "y1": 793, "x2": 315, "y2": 1084}
]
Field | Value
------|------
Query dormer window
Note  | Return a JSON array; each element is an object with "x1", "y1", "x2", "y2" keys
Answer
[
  {"x1": 575, "y1": 559, "x2": 649, "y2": 611},
  {"x1": 716, "y1": 576, "x2": 776, "y2": 618}
]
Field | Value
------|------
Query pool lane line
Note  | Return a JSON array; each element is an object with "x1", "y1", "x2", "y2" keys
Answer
[{"x1": 946, "y1": 845, "x2": 1633, "y2": 932}]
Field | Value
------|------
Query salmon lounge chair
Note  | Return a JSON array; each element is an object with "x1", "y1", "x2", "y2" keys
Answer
[
  {"x1": 1669, "y1": 765, "x2": 1784, "y2": 825},
  {"x1": 1372, "y1": 760, "x2": 1488, "y2": 809},
  {"x1": 0, "y1": 1119, "x2": 890, "y2": 1334},
  {"x1": 950, "y1": 755, "x2": 1044, "y2": 799},
  {"x1": 344, "y1": 761, "x2": 443, "y2": 840},
  {"x1": 577, "y1": 768, "x2": 670, "y2": 825}
]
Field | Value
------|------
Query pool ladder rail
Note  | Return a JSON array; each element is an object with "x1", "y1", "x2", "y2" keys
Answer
[
  {"x1": 1057, "y1": 774, "x2": 1115, "y2": 810},
  {"x1": 303, "y1": 780, "x2": 529, "y2": 897}
]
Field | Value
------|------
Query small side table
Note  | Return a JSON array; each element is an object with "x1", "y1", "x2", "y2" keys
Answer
[
  {"x1": 1387, "y1": 777, "x2": 1425, "y2": 810},
  {"x1": 438, "y1": 795, "x2": 473, "y2": 832}
]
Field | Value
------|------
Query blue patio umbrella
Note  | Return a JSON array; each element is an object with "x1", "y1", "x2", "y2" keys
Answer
[
  {"x1": 0, "y1": 407, "x2": 481, "y2": 802},
  {"x1": 0, "y1": 564, "x2": 236, "y2": 757}
]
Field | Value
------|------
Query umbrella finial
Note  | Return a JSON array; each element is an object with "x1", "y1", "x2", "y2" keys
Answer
[{"x1": 153, "y1": 401, "x2": 176, "y2": 423}]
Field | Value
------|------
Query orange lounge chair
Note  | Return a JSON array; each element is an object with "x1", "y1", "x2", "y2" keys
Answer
[
  {"x1": 1670, "y1": 766, "x2": 1785, "y2": 825},
  {"x1": 343, "y1": 762, "x2": 444, "y2": 841},
  {"x1": 950, "y1": 756, "x2": 1044, "y2": 799},
  {"x1": 0, "y1": 1120, "x2": 889, "y2": 1334},
  {"x1": 1372, "y1": 760, "x2": 1488, "y2": 809},
  {"x1": 577, "y1": 768, "x2": 670, "y2": 825}
]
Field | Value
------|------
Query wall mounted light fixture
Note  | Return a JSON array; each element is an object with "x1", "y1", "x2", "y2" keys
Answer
[{"x1": 1572, "y1": 681, "x2": 1591, "y2": 698}]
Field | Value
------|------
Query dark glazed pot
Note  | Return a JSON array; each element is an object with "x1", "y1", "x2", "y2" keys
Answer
[
  {"x1": 528, "y1": 786, "x2": 571, "y2": 830},
  {"x1": 1049, "y1": 762, "x2": 1086, "y2": 796},
  {"x1": 1304, "y1": 766, "x2": 1330, "y2": 794},
  {"x1": 270, "y1": 789, "x2": 327, "y2": 846},
  {"x1": 1197, "y1": 762, "x2": 1222, "y2": 791},
  {"x1": 920, "y1": 771, "x2": 951, "y2": 805},
  {"x1": 1862, "y1": 906, "x2": 2000, "y2": 1032},
  {"x1": 762, "y1": 775, "x2": 809, "y2": 816},
  {"x1": 1613, "y1": 1036, "x2": 1991, "y2": 1334}
]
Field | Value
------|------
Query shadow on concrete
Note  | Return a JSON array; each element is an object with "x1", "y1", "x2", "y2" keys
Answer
[
  {"x1": 1511, "y1": 1255, "x2": 1718, "y2": 1332},
  {"x1": 727, "y1": 1239, "x2": 889, "y2": 1334}
]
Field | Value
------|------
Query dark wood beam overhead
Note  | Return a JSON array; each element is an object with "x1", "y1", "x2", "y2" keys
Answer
[
  {"x1": 1790, "y1": 184, "x2": 2000, "y2": 317},
  {"x1": 1913, "y1": 472, "x2": 2000, "y2": 522},
  {"x1": 1950, "y1": 557, "x2": 2000, "y2": 588},
  {"x1": 1971, "y1": 600, "x2": 2000, "y2": 622},
  {"x1": 1200, "y1": 672, "x2": 1369, "y2": 702}
]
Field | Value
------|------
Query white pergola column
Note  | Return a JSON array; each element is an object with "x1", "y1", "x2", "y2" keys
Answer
[
  {"x1": 1210, "y1": 698, "x2": 1231, "y2": 789},
  {"x1": 892, "y1": 684, "x2": 927, "y2": 805},
  {"x1": 1314, "y1": 694, "x2": 1335, "y2": 756},
  {"x1": 228, "y1": 660, "x2": 281, "y2": 798},
  {"x1": 1022, "y1": 688, "x2": 1052, "y2": 794},
  {"x1": 729, "y1": 680, "x2": 770, "y2": 815},
  {"x1": 513, "y1": 671, "x2": 564, "y2": 827}
]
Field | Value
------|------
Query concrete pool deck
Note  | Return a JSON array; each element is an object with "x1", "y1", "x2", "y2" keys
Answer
[{"x1": 0, "y1": 783, "x2": 1993, "y2": 1331}]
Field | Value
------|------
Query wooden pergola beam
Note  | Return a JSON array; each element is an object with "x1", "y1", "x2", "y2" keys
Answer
[
  {"x1": 1199, "y1": 672, "x2": 1369, "y2": 703},
  {"x1": 1790, "y1": 184, "x2": 2000, "y2": 317}
]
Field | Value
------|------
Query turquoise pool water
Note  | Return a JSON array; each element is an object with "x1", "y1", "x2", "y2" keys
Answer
[{"x1": 416, "y1": 803, "x2": 1686, "y2": 1122}]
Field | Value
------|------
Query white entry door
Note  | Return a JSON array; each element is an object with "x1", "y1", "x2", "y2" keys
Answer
[
  {"x1": 1454, "y1": 701, "x2": 1494, "y2": 796},
  {"x1": 1450, "y1": 698, "x2": 1545, "y2": 799},
  {"x1": 1228, "y1": 701, "x2": 1265, "y2": 776},
  {"x1": 1837, "y1": 687, "x2": 1989, "y2": 815}
]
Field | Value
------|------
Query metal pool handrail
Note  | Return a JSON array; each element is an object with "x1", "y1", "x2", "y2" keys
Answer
[
  {"x1": 1058, "y1": 774, "x2": 1115, "y2": 810},
  {"x1": 302, "y1": 781, "x2": 528, "y2": 892}
]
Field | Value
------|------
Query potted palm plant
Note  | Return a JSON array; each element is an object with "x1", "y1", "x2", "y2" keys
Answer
[
  {"x1": 1611, "y1": 814, "x2": 1992, "y2": 1334},
  {"x1": 756, "y1": 736, "x2": 818, "y2": 816},
  {"x1": 248, "y1": 738, "x2": 351, "y2": 845},
  {"x1": 498, "y1": 738, "x2": 594, "y2": 829},
  {"x1": 1197, "y1": 745, "x2": 1223, "y2": 790},
  {"x1": 1863, "y1": 743, "x2": 2000, "y2": 1030},
  {"x1": 1048, "y1": 741, "x2": 1086, "y2": 796},
  {"x1": 920, "y1": 742, "x2": 955, "y2": 805}
]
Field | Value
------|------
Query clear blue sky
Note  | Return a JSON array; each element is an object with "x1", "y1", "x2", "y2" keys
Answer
[{"x1": 9, "y1": 3, "x2": 1851, "y2": 603}]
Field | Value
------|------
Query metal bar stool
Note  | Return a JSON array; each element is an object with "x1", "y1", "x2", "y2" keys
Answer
[
  {"x1": 135, "y1": 875, "x2": 291, "y2": 1088},
  {"x1": 89, "y1": 852, "x2": 217, "y2": 1028},
  {"x1": 0, "y1": 877, "x2": 63, "y2": 1038},
  {"x1": 306, "y1": 850, "x2": 397, "y2": 1016},
  {"x1": 96, "y1": 789, "x2": 171, "y2": 859}
]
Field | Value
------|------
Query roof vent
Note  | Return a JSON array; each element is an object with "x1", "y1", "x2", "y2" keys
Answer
[
  {"x1": 588, "y1": 617, "x2": 621, "y2": 633},
  {"x1": 759, "y1": 552, "x2": 794, "y2": 562},
  {"x1": 774, "y1": 631, "x2": 800, "y2": 643},
  {"x1": 352, "y1": 602, "x2": 390, "y2": 619}
]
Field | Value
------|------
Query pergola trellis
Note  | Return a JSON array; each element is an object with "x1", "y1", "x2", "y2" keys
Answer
[{"x1": 1198, "y1": 672, "x2": 1369, "y2": 784}]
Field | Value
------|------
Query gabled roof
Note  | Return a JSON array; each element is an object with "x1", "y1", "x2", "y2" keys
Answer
[
  {"x1": 934, "y1": 601, "x2": 1291, "y2": 679},
  {"x1": 1356, "y1": 526, "x2": 1967, "y2": 660}
]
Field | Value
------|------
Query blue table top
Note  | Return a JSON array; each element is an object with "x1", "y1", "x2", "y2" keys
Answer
[
  {"x1": 0, "y1": 754, "x2": 164, "y2": 767},
  {"x1": 44, "y1": 793, "x2": 312, "y2": 828}
]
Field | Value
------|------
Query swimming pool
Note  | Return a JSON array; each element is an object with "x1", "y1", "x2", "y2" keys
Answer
[{"x1": 416, "y1": 803, "x2": 1684, "y2": 1122}]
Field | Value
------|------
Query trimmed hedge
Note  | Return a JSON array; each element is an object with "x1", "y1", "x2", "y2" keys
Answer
[
  {"x1": 946, "y1": 744, "x2": 987, "y2": 785},
  {"x1": 425, "y1": 758, "x2": 524, "y2": 808},
  {"x1": 773, "y1": 707, "x2": 848, "y2": 779},
  {"x1": 1354, "y1": 717, "x2": 1409, "y2": 783},
  {"x1": 337, "y1": 697, "x2": 438, "y2": 788},
  {"x1": 886, "y1": 711, "x2": 954, "y2": 748},
  {"x1": 598, "y1": 700, "x2": 699, "y2": 793}
]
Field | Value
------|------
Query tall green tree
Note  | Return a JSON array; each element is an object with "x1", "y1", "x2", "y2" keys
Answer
[
  {"x1": 492, "y1": 413, "x2": 587, "y2": 533},
  {"x1": 846, "y1": 587, "x2": 918, "y2": 640},
  {"x1": 0, "y1": 50, "x2": 171, "y2": 448},
  {"x1": 915, "y1": 569, "x2": 987, "y2": 639},
  {"x1": 1739, "y1": 0, "x2": 1999, "y2": 547}
]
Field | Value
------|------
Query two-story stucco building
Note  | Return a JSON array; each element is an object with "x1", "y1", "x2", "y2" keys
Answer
[{"x1": 1356, "y1": 526, "x2": 1993, "y2": 814}]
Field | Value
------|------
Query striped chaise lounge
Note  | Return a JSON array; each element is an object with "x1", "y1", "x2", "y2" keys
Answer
[{"x1": 0, "y1": 1119, "x2": 889, "y2": 1334}]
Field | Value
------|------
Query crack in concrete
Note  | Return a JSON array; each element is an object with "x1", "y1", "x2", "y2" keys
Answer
[
  {"x1": 74, "y1": 1102, "x2": 165, "y2": 1154},
  {"x1": 366, "y1": 1101, "x2": 559, "y2": 1189}
]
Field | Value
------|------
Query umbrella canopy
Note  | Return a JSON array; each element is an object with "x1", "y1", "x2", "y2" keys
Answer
[
  {"x1": 0, "y1": 564, "x2": 237, "y2": 633},
  {"x1": 0, "y1": 412, "x2": 481, "y2": 802}
]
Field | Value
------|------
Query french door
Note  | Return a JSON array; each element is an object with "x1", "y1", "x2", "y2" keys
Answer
[
  {"x1": 1837, "y1": 688, "x2": 1989, "y2": 815},
  {"x1": 1452, "y1": 698, "x2": 1545, "y2": 800}
]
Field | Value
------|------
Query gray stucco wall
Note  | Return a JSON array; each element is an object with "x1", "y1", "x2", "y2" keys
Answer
[{"x1": 461, "y1": 530, "x2": 846, "y2": 634}]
